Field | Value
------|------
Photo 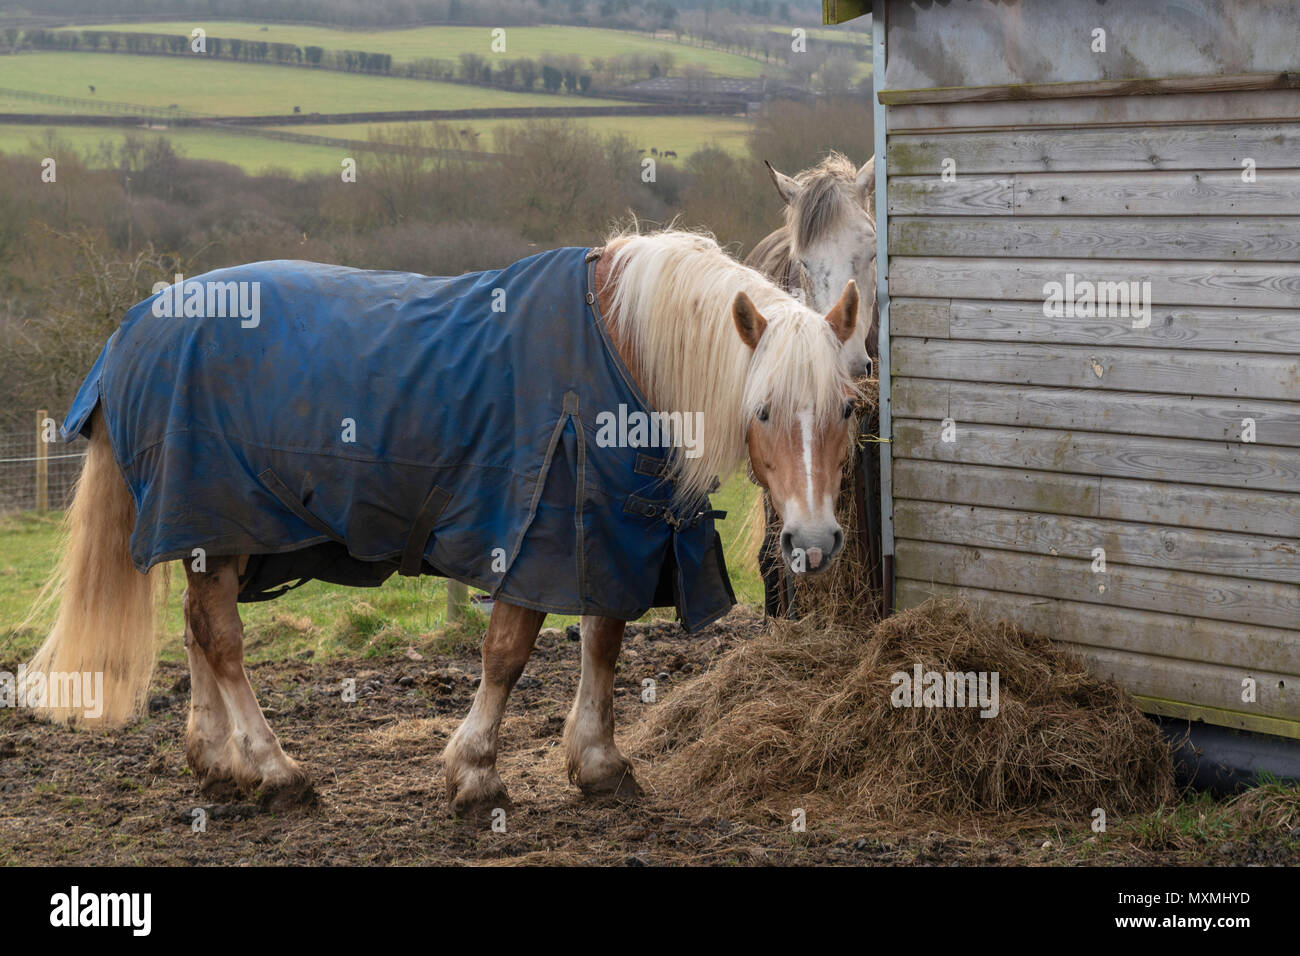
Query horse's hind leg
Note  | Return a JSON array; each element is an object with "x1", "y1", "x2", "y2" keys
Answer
[
  {"x1": 185, "y1": 618, "x2": 237, "y2": 800},
  {"x1": 563, "y1": 615, "x2": 641, "y2": 797},
  {"x1": 183, "y1": 557, "x2": 314, "y2": 808},
  {"x1": 443, "y1": 600, "x2": 545, "y2": 814}
]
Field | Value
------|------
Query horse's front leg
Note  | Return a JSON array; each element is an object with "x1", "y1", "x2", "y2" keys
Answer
[
  {"x1": 563, "y1": 615, "x2": 641, "y2": 797},
  {"x1": 183, "y1": 557, "x2": 314, "y2": 808},
  {"x1": 443, "y1": 600, "x2": 545, "y2": 814}
]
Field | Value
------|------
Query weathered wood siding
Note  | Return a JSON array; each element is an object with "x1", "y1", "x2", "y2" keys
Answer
[
  {"x1": 883, "y1": 86, "x2": 1300, "y2": 738},
  {"x1": 882, "y1": 0, "x2": 1300, "y2": 91}
]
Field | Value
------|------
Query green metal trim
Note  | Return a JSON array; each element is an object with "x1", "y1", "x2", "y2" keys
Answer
[
  {"x1": 823, "y1": 0, "x2": 871, "y2": 26},
  {"x1": 1135, "y1": 695, "x2": 1300, "y2": 742}
]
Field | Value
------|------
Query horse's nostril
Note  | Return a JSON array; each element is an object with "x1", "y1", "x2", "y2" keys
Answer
[{"x1": 831, "y1": 529, "x2": 844, "y2": 556}]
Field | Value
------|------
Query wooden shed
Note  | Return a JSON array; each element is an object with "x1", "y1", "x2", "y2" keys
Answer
[{"x1": 829, "y1": 0, "x2": 1300, "y2": 756}]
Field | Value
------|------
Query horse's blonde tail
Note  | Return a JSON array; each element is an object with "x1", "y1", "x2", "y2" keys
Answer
[{"x1": 26, "y1": 410, "x2": 165, "y2": 728}]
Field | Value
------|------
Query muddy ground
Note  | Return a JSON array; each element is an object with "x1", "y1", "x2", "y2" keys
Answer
[{"x1": 1, "y1": 609, "x2": 1296, "y2": 866}]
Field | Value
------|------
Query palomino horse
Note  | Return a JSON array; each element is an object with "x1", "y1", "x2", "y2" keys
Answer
[
  {"x1": 746, "y1": 151, "x2": 879, "y2": 376},
  {"x1": 27, "y1": 228, "x2": 861, "y2": 814}
]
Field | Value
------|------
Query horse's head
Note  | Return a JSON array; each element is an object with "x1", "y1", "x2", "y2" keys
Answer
[
  {"x1": 732, "y1": 279, "x2": 860, "y2": 575},
  {"x1": 765, "y1": 153, "x2": 878, "y2": 378}
]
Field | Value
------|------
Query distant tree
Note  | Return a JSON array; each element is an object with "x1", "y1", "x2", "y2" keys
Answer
[
  {"x1": 815, "y1": 55, "x2": 857, "y2": 96},
  {"x1": 516, "y1": 58, "x2": 539, "y2": 90},
  {"x1": 459, "y1": 52, "x2": 486, "y2": 84},
  {"x1": 748, "y1": 98, "x2": 876, "y2": 175}
]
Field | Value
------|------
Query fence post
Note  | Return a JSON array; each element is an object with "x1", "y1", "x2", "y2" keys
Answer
[
  {"x1": 35, "y1": 408, "x2": 49, "y2": 512},
  {"x1": 446, "y1": 580, "x2": 469, "y2": 621}
]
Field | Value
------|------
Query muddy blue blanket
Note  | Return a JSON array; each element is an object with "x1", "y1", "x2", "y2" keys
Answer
[{"x1": 63, "y1": 247, "x2": 734, "y2": 630}]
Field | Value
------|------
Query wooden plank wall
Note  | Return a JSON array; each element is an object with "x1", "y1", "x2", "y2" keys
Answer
[{"x1": 884, "y1": 93, "x2": 1300, "y2": 738}]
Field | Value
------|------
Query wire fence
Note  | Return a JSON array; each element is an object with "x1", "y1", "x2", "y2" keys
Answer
[{"x1": 0, "y1": 412, "x2": 85, "y2": 514}]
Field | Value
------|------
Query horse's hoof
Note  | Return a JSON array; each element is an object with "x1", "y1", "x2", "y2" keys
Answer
[
  {"x1": 198, "y1": 775, "x2": 241, "y2": 803},
  {"x1": 256, "y1": 774, "x2": 317, "y2": 810},
  {"x1": 447, "y1": 769, "x2": 510, "y2": 820},
  {"x1": 449, "y1": 795, "x2": 512, "y2": 827},
  {"x1": 578, "y1": 768, "x2": 643, "y2": 800}
]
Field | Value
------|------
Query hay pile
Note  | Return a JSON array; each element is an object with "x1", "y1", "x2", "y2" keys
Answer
[{"x1": 633, "y1": 599, "x2": 1175, "y2": 824}]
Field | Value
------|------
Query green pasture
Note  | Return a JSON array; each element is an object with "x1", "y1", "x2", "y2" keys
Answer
[
  {"x1": 284, "y1": 113, "x2": 752, "y2": 157},
  {"x1": 0, "y1": 93, "x2": 84, "y2": 113},
  {"x1": 0, "y1": 123, "x2": 351, "y2": 176},
  {"x1": 765, "y1": 24, "x2": 871, "y2": 44},
  {"x1": 761, "y1": 25, "x2": 871, "y2": 78},
  {"x1": 0, "y1": 52, "x2": 626, "y2": 117},
  {"x1": 0, "y1": 109, "x2": 754, "y2": 176},
  {"x1": 58, "y1": 22, "x2": 770, "y2": 78},
  {"x1": 0, "y1": 472, "x2": 763, "y2": 665}
]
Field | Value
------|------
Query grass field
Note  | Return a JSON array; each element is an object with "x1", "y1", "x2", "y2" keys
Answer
[
  {"x1": 0, "y1": 110, "x2": 753, "y2": 176},
  {"x1": 0, "y1": 123, "x2": 354, "y2": 175},
  {"x1": 0, "y1": 52, "x2": 627, "y2": 116},
  {"x1": 0, "y1": 472, "x2": 763, "y2": 665},
  {"x1": 766, "y1": 25, "x2": 871, "y2": 44},
  {"x1": 281, "y1": 113, "x2": 752, "y2": 157},
  {"x1": 760, "y1": 25, "x2": 872, "y2": 79},
  {"x1": 59, "y1": 21, "x2": 772, "y2": 78},
  {"x1": 0, "y1": 25, "x2": 770, "y2": 176},
  {"x1": 0, "y1": 93, "x2": 85, "y2": 113}
]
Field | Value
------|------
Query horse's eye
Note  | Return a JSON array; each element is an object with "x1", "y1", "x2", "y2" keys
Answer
[
  {"x1": 842, "y1": 400, "x2": 854, "y2": 419},
  {"x1": 756, "y1": 405, "x2": 770, "y2": 423}
]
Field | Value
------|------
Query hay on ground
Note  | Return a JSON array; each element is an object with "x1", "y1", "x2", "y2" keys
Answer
[{"x1": 633, "y1": 598, "x2": 1175, "y2": 825}]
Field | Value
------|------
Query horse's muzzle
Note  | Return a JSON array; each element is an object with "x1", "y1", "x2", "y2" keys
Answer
[{"x1": 781, "y1": 525, "x2": 845, "y2": 574}]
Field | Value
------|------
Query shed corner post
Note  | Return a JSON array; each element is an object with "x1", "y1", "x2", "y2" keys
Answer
[{"x1": 871, "y1": 5, "x2": 895, "y2": 614}]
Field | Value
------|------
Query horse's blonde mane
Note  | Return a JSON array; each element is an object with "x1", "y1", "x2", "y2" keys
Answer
[
  {"x1": 602, "y1": 226, "x2": 852, "y2": 504},
  {"x1": 785, "y1": 151, "x2": 865, "y2": 257}
]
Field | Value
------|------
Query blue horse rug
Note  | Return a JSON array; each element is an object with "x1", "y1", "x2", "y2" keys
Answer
[{"x1": 63, "y1": 247, "x2": 735, "y2": 631}]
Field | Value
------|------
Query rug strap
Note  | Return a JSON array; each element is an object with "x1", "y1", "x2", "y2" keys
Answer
[
  {"x1": 398, "y1": 484, "x2": 453, "y2": 576},
  {"x1": 258, "y1": 469, "x2": 346, "y2": 544}
]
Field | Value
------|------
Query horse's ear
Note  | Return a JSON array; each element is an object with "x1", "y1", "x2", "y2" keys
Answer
[
  {"x1": 825, "y1": 280, "x2": 859, "y2": 345},
  {"x1": 732, "y1": 291, "x2": 767, "y2": 349},
  {"x1": 856, "y1": 156, "x2": 876, "y2": 218},
  {"x1": 764, "y1": 160, "x2": 800, "y2": 205}
]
